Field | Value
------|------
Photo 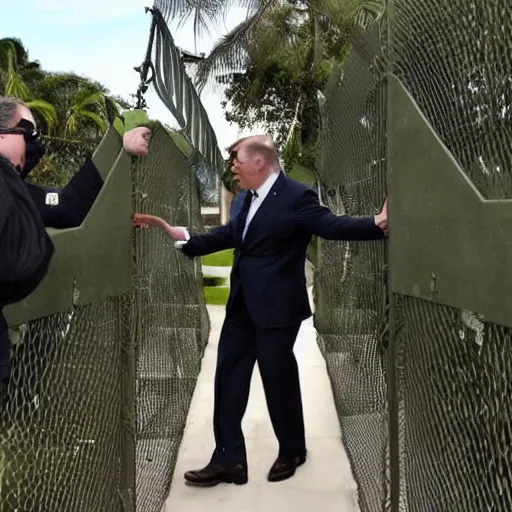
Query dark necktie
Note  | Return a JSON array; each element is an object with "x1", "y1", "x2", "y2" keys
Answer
[{"x1": 237, "y1": 190, "x2": 256, "y2": 243}]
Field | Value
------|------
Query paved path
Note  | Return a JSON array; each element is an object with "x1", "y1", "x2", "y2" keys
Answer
[
  {"x1": 202, "y1": 265, "x2": 231, "y2": 278},
  {"x1": 163, "y1": 290, "x2": 361, "y2": 512}
]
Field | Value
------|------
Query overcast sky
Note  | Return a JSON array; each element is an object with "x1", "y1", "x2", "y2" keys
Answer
[{"x1": 0, "y1": 0, "x2": 249, "y2": 151}]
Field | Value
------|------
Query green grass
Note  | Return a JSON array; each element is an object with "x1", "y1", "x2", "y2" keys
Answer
[
  {"x1": 204, "y1": 286, "x2": 230, "y2": 305},
  {"x1": 202, "y1": 249, "x2": 234, "y2": 267}
]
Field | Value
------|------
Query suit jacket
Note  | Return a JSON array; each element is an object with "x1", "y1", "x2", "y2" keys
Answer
[
  {"x1": 230, "y1": 191, "x2": 246, "y2": 221},
  {"x1": 183, "y1": 172, "x2": 384, "y2": 329}
]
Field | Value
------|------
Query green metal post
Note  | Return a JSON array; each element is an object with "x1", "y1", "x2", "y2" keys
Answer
[
  {"x1": 387, "y1": 288, "x2": 400, "y2": 512},
  {"x1": 119, "y1": 155, "x2": 140, "y2": 512},
  {"x1": 385, "y1": 0, "x2": 401, "y2": 508}
]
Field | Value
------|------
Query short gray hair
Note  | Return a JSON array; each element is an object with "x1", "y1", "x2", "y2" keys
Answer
[
  {"x1": 228, "y1": 134, "x2": 279, "y2": 164},
  {"x1": 0, "y1": 97, "x2": 25, "y2": 129}
]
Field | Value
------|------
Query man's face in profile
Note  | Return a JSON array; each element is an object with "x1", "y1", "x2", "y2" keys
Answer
[{"x1": 228, "y1": 143, "x2": 261, "y2": 191}]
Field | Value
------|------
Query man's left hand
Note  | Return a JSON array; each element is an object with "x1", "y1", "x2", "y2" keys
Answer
[
  {"x1": 123, "y1": 127, "x2": 152, "y2": 156},
  {"x1": 374, "y1": 198, "x2": 388, "y2": 234}
]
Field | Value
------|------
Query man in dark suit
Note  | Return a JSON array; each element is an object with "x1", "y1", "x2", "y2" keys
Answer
[{"x1": 134, "y1": 134, "x2": 388, "y2": 486}]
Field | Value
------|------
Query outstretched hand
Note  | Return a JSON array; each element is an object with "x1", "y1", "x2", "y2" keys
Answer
[
  {"x1": 133, "y1": 214, "x2": 187, "y2": 241},
  {"x1": 374, "y1": 198, "x2": 388, "y2": 234},
  {"x1": 123, "y1": 127, "x2": 152, "y2": 156}
]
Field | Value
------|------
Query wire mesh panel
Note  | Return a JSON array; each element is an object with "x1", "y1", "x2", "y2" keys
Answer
[
  {"x1": 390, "y1": 0, "x2": 512, "y2": 201},
  {"x1": 133, "y1": 126, "x2": 209, "y2": 512},
  {"x1": 0, "y1": 124, "x2": 209, "y2": 512},
  {"x1": 0, "y1": 296, "x2": 130, "y2": 512},
  {"x1": 394, "y1": 296, "x2": 512, "y2": 512},
  {"x1": 314, "y1": 27, "x2": 389, "y2": 512},
  {"x1": 388, "y1": 1, "x2": 512, "y2": 510},
  {"x1": 314, "y1": 0, "x2": 512, "y2": 509}
]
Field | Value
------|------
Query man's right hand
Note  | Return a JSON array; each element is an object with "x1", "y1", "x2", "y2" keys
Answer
[{"x1": 133, "y1": 214, "x2": 187, "y2": 241}]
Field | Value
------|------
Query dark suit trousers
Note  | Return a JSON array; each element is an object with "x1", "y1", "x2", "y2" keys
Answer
[{"x1": 211, "y1": 290, "x2": 306, "y2": 464}]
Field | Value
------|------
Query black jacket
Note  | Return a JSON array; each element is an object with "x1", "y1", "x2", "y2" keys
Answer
[
  {"x1": 0, "y1": 157, "x2": 54, "y2": 307},
  {"x1": 25, "y1": 156, "x2": 104, "y2": 229},
  {"x1": 183, "y1": 172, "x2": 385, "y2": 328}
]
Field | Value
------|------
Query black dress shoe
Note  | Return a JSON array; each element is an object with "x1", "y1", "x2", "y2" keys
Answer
[
  {"x1": 267, "y1": 453, "x2": 307, "y2": 482},
  {"x1": 184, "y1": 461, "x2": 248, "y2": 487}
]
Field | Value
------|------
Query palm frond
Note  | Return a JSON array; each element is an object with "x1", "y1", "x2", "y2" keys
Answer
[
  {"x1": 27, "y1": 99, "x2": 58, "y2": 129},
  {"x1": 345, "y1": 0, "x2": 384, "y2": 29},
  {"x1": 307, "y1": 0, "x2": 348, "y2": 24},
  {"x1": 79, "y1": 111, "x2": 108, "y2": 132},
  {"x1": 74, "y1": 90, "x2": 106, "y2": 110},
  {"x1": 64, "y1": 115, "x2": 78, "y2": 138},
  {"x1": 194, "y1": 0, "x2": 280, "y2": 93},
  {"x1": 0, "y1": 38, "x2": 29, "y2": 69},
  {"x1": 154, "y1": 0, "x2": 222, "y2": 37},
  {"x1": 249, "y1": 5, "x2": 308, "y2": 72},
  {"x1": 3, "y1": 49, "x2": 30, "y2": 100},
  {"x1": 217, "y1": 0, "x2": 267, "y2": 21},
  {"x1": 0, "y1": 42, "x2": 14, "y2": 72},
  {"x1": 104, "y1": 96, "x2": 120, "y2": 125}
]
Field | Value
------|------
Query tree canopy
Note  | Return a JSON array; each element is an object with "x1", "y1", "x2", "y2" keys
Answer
[
  {"x1": 156, "y1": 0, "x2": 383, "y2": 187},
  {"x1": 0, "y1": 37, "x2": 134, "y2": 186}
]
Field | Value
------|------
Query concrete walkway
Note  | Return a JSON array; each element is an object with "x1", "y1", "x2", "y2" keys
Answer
[
  {"x1": 163, "y1": 289, "x2": 360, "y2": 512},
  {"x1": 202, "y1": 265, "x2": 231, "y2": 279}
]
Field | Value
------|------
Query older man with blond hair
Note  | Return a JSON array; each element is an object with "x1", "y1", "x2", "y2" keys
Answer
[{"x1": 135, "y1": 134, "x2": 388, "y2": 486}]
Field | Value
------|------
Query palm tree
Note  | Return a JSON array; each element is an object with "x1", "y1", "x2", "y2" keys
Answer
[
  {"x1": 63, "y1": 89, "x2": 108, "y2": 139},
  {"x1": 34, "y1": 73, "x2": 112, "y2": 140},
  {"x1": 0, "y1": 38, "x2": 58, "y2": 129},
  {"x1": 155, "y1": 0, "x2": 383, "y2": 150},
  {"x1": 0, "y1": 40, "x2": 119, "y2": 140}
]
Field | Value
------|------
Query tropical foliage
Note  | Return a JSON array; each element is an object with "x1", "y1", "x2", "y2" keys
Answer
[
  {"x1": 157, "y1": 0, "x2": 384, "y2": 179},
  {"x1": 0, "y1": 37, "x2": 138, "y2": 185}
]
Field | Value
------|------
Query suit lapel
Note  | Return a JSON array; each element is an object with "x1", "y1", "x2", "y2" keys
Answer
[
  {"x1": 243, "y1": 172, "x2": 287, "y2": 244},
  {"x1": 234, "y1": 190, "x2": 250, "y2": 247}
]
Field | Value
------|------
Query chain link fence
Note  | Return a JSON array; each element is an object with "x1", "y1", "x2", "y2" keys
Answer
[
  {"x1": 0, "y1": 124, "x2": 209, "y2": 512},
  {"x1": 2, "y1": 0, "x2": 511, "y2": 510},
  {"x1": 315, "y1": 1, "x2": 512, "y2": 511},
  {"x1": 133, "y1": 126, "x2": 209, "y2": 511},
  {"x1": 390, "y1": 1, "x2": 512, "y2": 510},
  {"x1": 314, "y1": 26, "x2": 389, "y2": 512}
]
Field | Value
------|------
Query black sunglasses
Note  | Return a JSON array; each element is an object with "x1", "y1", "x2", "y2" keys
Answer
[{"x1": 0, "y1": 119, "x2": 41, "y2": 142}]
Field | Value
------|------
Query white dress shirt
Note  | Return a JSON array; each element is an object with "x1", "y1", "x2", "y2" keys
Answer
[
  {"x1": 242, "y1": 170, "x2": 280, "y2": 240},
  {"x1": 175, "y1": 170, "x2": 281, "y2": 248}
]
